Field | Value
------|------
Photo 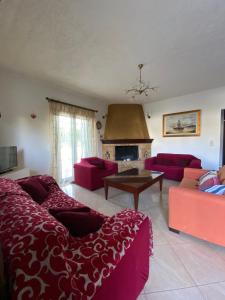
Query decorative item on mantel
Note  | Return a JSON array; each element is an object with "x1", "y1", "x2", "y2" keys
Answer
[
  {"x1": 105, "y1": 151, "x2": 110, "y2": 160},
  {"x1": 126, "y1": 64, "x2": 158, "y2": 99}
]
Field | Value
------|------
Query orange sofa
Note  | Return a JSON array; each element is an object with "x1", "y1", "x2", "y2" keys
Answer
[{"x1": 168, "y1": 167, "x2": 225, "y2": 247}]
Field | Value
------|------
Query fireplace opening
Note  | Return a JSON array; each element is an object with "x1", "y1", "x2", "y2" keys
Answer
[{"x1": 115, "y1": 146, "x2": 138, "y2": 161}]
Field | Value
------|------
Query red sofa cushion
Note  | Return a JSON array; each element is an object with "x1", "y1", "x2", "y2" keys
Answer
[
  {"x1": 18, "y1": 178, "x2": 48, "y2": 204},
  {"x1": 155, "y1": 157, "x2": 173, "y2": 165},
  {"x1": 172, "y1": 158, "x2": 190, "y2": 167},
  {"x1": 54, "y1": 211, "x2": 104, "y2": 237}
]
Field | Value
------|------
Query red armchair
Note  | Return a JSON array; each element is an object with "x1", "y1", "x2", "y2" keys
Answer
[
  {"x1": 145, "y1": 153, "x2": 201, "y2": 181},
  {"x1": 74, "y1": 157, "x2": 118, "y2": 190}
]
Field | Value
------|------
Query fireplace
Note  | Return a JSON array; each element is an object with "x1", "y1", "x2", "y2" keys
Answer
[
  {"x1": 101, "y1": 104, "x2": 153, "y2": 171},
  {"x1": 115, "y1": 146, "x2": 138, "y2": 161}
]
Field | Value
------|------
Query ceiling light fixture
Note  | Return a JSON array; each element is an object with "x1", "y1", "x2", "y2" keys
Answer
[{"x1": 127, "y1": 64, "x2": 157, "y2": 99}]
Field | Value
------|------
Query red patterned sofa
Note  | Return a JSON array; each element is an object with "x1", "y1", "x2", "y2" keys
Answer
[
  {"x1": 0, "y1": 175, "x2": 152, "y2": 300},
  {"x1": 74, "y1": 157, "x2": 118, "y2": 190},
  {"x1": 145, "y1": 153, "x2": 202, "y2": 181}
]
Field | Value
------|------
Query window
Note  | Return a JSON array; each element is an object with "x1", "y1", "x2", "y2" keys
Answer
[{"x1": 49, "y1": 101, "x2": 97, "y2": 184}]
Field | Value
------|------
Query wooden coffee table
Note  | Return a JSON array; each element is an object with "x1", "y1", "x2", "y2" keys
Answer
[{"x1": 103, "y1": 168, "x2": 164, "y2": 211}]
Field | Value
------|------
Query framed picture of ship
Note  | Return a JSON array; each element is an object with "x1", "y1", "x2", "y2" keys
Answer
[{"x1": 163, "y1": 110, "x2": 201, "y2": 137}]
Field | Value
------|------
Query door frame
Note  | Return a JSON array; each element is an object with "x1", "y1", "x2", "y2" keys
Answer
[{"x1": 220, "y1": 109, "x2": 225, "y2": 167}]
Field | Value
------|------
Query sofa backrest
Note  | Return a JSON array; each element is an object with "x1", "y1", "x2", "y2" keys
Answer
[
  {"x1": 157, "y1": 153, "x2": 197, "y2": 161},
  {"x1": 81, "y1": 156, "x2": 99, "y2": 163}
]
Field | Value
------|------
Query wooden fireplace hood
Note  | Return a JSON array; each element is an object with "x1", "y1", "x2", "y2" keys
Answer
[{"x1": 102, "y1": 104, "x2": 153, "y2": 144}]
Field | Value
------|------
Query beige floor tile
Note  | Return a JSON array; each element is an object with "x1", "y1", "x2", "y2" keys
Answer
[
  {"x1": 172, "y1": 242, "x2": 225, "y2": 285},
  {"x1": 145, "y1": 287, "x2": 204, "y2": 300},
  {"x1": 137, "y1": 294, "x2": 147, "y2": 300},
  {"x1": 152, "y1": 225, "x2": 169, "y2": 246},
  {"x1": 198, "y1": 282, "x2": 225, "y2": 300},
  {"x1": 145, "y1": 244, "x2": 194, "y2": 293}
]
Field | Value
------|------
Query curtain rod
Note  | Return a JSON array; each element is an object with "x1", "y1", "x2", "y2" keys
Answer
[{"x1": 46, "y1": 97, "x2": 98, "y2": 113}]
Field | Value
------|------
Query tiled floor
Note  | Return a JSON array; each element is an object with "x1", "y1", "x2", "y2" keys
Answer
[{"x1": 63, "y1": 180, "x2": 225, "y2": 300}]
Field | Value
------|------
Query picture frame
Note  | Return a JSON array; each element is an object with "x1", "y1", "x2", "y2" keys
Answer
[{"x1": 162, "y1": 110, "x2": 201, "y2": 137}]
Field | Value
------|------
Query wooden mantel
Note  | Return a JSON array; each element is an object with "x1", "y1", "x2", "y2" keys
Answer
[{"x1": 101, "y1": 139, "x2": 154, "y2": 144}]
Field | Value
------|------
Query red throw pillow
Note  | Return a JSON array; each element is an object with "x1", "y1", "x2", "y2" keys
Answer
[
  {"x1": 89, "y1": 159, "x2": 105, "y2": 169},
  {"x1": 49, "y1": 206, "x2": 91, "y2": 216},
  {"x1": 18, "y1": 178, "x2": 48, "y2": 204},
  {"x1": 54, "y1": 211, "x2": 104, "y2": 237}
]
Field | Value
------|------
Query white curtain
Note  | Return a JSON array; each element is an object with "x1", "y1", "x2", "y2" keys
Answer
[{"x1": 49, "y1": 101, "x2": 97, "y2": 185}]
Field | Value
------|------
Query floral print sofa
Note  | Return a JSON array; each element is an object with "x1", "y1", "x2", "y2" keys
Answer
[{"x1": 0, "y1": 175, "x2": 152, "y2": 300}]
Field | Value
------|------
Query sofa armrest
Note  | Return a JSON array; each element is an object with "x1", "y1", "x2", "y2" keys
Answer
[
  {"x1": 104, "y1": 160, "x2": 118, "y2": 171},
  {"x1": 183, "y1": 168, "x2": 208, "y2": 180},
  {"x1": 145, "y1": 157, "x2": 156, "y2": 169},
  {"x1": 69, "y1": 209, "x2": 152, "y2": 298},
  {"x1": 92, "y1": 211, "x2": 151, "y2": 300},
  {"x1": 189, "y1": 159, "x2": 202, "y2": 169}
]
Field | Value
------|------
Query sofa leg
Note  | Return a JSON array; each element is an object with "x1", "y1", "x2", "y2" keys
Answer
[{"x1": 168, "y1": 227, "x2": 180, "y2": 234}]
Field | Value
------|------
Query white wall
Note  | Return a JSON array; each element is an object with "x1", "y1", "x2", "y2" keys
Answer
[
  {"x1": 0, "y1": 67, "x2": 107, "y2": 175},
  {"x1": 144, "y1": 87, "x2": 225, "y2": 170}
]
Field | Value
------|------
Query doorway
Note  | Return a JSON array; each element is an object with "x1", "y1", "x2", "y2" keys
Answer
[{"x1": 221, "y1": 109, "x2": 225, "y2": 166}]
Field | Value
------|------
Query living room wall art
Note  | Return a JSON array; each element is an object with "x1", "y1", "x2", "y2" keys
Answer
[{"x1": 163, "y1": 109, "x2": 201, "y2": 137}]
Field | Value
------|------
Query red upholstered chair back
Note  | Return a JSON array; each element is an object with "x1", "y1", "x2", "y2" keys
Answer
[{"x1": 81, "y1": 157, "x2": 103, "y2": 163}]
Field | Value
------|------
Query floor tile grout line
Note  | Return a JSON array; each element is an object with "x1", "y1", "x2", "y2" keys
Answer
[
  {"x1": 144, "y1": 284, "x2": 198, "y2": 295},
  {"x1": 196, "y1": 279, "x2": 225, "y2": 287},
  {"x1": 196, "y1": 280, "x2": 225, "y2": 300}
]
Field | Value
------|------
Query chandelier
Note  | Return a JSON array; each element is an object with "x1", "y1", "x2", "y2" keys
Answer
[{"x1": 127, "y1": 64, "x2": 157, "y2": 99}]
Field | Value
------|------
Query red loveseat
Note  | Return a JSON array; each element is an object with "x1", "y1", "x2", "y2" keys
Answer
[
  {"x1": 0, "y1": 175, "x2": 152, "y2": 300},
  {"x1": 74, "y1": 157, "x2": 118, "y2": 190},
  {"x1": 145, "y1": 153, "x2": 201, "y2": 181}
]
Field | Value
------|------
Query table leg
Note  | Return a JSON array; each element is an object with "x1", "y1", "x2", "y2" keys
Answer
[
  {"x1": 133, "y1": 192, "x2": 139, "y2": 211},
  {"x1": 159, "y1": 178, "x2": 163, "y2": 192},
  {"x1": 104, "y1": 182, "x2": 108, "y2": 200}
]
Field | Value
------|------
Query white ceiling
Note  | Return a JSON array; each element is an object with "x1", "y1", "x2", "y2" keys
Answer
[{"x1": 1, "y1": 0, "x2": 225, "y2": 103}]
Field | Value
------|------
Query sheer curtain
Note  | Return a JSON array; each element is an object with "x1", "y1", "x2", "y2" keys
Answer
[{"x1": 49, "y1": 101, "x2": 97, "y2": 185}]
